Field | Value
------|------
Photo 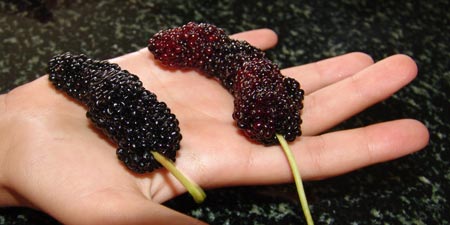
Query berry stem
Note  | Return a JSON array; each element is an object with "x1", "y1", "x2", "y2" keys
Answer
[
  {"x1": 151, "y1": 151, "x2": 206, "y2": 203},
  {"x1": 276, "y1": 134, "x2": 314, "y2": 225}
]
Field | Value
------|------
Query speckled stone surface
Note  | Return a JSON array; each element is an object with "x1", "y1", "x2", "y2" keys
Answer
[{"x1": 0, "y1": 0, "x2": 448, "y2": 224}]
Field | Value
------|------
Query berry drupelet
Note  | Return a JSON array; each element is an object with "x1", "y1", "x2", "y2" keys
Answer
[
  {"x1": 148, "y1": 22, "x2": 264, "y2": 91},
  {"x1": 148, "y1": 22, "x2": 304, "y2": 145},
  {"x1": 233, "y1": 58, "x2": 304, "y2": 144},
  {"x1": 48, "y1": 52, "x2": 181, "y2": 173}
]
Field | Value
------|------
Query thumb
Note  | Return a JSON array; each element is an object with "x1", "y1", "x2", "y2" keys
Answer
[
  {"x1": 58, "y1": 192, "x2": 207, "y2": 225},
  {"x1": 110, "y1": 199, "x2": 207, "y2": 225}
]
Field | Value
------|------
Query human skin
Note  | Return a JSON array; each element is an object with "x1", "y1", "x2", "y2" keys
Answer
[{"x1": 0, "y1": 29, "x2": 429, "y2": 225}]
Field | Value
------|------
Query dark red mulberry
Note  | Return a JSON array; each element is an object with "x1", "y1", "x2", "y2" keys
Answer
[
  {"x1": 48, "y1": 52, "x2": 181, "y2": 173},
  {"x1": 232, "y1": 58, "x2": 303, "y2": 144},
  {"x1": 148, "y1": 22, "x2": 228, "y2": 69},
  {"x1": 148, "y1": 22, "x2": 304, "y2": 145},
  {"x1": 148, "y1": 22, "x2": 265, "y2": 91}
]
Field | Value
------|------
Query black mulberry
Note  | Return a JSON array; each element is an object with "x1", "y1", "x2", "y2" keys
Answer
[{"x1": 48, "y1": 52, "x2": 181, "y2": 173}]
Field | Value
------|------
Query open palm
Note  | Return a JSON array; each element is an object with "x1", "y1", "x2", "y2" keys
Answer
[{"x1": 0, "y1": 29, "x2": 428, "y2": 225}]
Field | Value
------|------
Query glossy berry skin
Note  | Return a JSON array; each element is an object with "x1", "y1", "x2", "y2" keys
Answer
[
  {"x1": 48, "y1": 53, "x2": 181, "y2": 173},
  {"x1": 148, "y1": 22, "x2": 304, "y2": 145},
  {"x1": 233, "y1": 58, "x2": 304, "y2": 144},
  {"x1": 148, "y1": 22, "x2": 265, "y2": 90}
]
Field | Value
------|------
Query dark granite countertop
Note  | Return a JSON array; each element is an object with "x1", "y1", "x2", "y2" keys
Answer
[{"x1": 0, "y1": 0, "x2": 448, "y2": 224}]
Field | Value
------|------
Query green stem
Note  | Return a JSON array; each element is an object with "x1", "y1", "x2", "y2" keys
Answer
[
  {"x1": 151, "y1": 151, "x2": 206, "y2": 203},
  {"x1": 276, "y1": 134, "x2": 314, "y2": 225}
]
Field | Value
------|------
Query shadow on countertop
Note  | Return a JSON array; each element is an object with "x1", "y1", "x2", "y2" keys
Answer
[{"x1": 0, "y1": 0, "x2": 448, "y2": 224}]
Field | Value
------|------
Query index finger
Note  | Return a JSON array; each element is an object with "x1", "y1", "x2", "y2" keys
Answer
[
  {"x1": 229, "y1": 28, "x2": 279, "y2": 51},
  {"x1": 282, "y1": 52, "x2": 374, "y2": 94}
]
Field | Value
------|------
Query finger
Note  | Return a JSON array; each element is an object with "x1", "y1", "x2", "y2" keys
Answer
[
  {"x1": 298, "y1": 119, "x2": 429, "y2": 180},
  {"x1": 302, "y1": 54, "x2": 418, "y2": 135},
  {"x1": 229, "y1": 28, "x2": 278, "y2": 50},
  {"x1": 114, "y1": 28, "x2": 278, "y2": 78},
  {"x1": 117, "y1": 28, "x2": 278, "y2": 64},
  {"x1": 281, "y1": 52, "x2": 374, "y2": 94},
  {"x1": 234, "y1": 119, "x2": 428, "y2": 185}
]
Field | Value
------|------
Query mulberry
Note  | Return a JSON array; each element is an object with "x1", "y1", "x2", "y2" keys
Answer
[
  {"x1": 48, "y1": 52, "x2": 181, "y2": 173},
  {"x1": 233, "y1": 58, "x2": 304, "y2": 144},
  {"x1": 148, "y1": 22, "x2": 304, "y2": 145}
]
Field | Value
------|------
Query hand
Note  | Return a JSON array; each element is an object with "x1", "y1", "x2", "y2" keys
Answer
[{"x1": 0, "y1": 29, "x2": 429, "y2": 225}]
